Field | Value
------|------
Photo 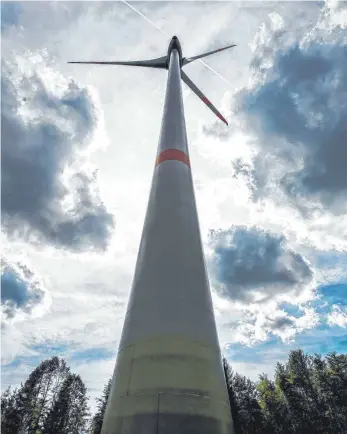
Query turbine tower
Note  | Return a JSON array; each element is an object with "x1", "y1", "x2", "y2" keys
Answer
[{"x1": 69, "y1": 36, "x2": 236, "y2": 434}]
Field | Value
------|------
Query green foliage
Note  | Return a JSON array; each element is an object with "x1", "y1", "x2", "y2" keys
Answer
[
  {"x1": 89, "y1": 377, "x2": 112, "y2": 434},
  {"x1": 223, "y1": 350, "x2": 347, "y2": 434},
  {"x1": 1, "y1": 386, "x2": 22, "y2": 434},
  {"x1": 2, "y1": 350, "x2": 346, "y2": 434},
  {"x1": 223, "y1": 357, "x2": 242, "y2": 434},
  {"x1": 43, "y1": 373, "x2": 90, "y2": 434},
  {"x1": 17, "y1": 356, "x2": 70, "y2": 434},
  {"x1": 1, "y1": 357, "x2": 89, "y2": 434}
]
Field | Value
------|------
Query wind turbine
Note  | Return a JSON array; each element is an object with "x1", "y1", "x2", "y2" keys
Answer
[{"x1": 69, "y1": 36, "x2": 236, "y2": 434}]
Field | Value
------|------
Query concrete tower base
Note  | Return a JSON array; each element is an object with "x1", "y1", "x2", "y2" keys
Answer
[{"x1": 102, "y1": 337, "x2": 233, "y2": 433}]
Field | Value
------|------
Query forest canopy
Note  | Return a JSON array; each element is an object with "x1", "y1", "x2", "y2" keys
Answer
[{"x1": 1, "y1": 349, "x2": 346, "y2": 434}]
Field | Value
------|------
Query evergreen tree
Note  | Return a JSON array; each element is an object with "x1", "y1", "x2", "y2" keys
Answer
[
  {"x1": 1, "y1": 357, "x2": 71, "y2": 434},
  {"x1": 3, "y1": 350, "x2": 346, "y2": 434},
  {"x1": 231, "y1": 373, "x2": 264, "y2": 434},
  {"x1": 310, "y1": 353, "x2": 336, "y2": 433},
  {"x1": 223, "y1": 357, "x2": 242, "y2": 434},
  {"x1": 43, "y1": 373, "x2": 90, "y2": 434},
  {"x1": 15, "y1": 356, "x2": 70, "y2": 434},
  {"x1": 324, "y1": 352, "x2": 347, "y2": 432},
  {"x1": 223, "y1": 356, "x2": 265, "y2": 434},
  {"x1": 257, "y1": 374, "x2": 292, "y2": 434},
  {"x1": 222, "y1": 351, "x2": 347, "y2": 434},
  {"x1": 90, "y1": 377, "x2": 112, "y2": 434},
  {"x1": 1, "y1": 386, "x2": 22, "y2": 434}
]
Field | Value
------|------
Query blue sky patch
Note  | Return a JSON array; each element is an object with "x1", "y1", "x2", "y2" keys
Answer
[
  {"x1": 70, "y1": 348, "x2": 115, "y2": 362},
  {"x1": 1, "y1": 2, "x2": 22, "y2": 33},
  {"x1": 278, "y1": 303, "x2": 303, "y2": 318},
  {"x1": 318, "y1": 283, "x2": 347, "y2": 307},
  {"x1": 226, "y1": 325, "x2": 347, "y2": 374},
  {"x1": 31, "y1": 343, "x2": 71, "y2": 357},
  {"x1": 1, "y1": 270, "x2": 29, "y2": 307}
]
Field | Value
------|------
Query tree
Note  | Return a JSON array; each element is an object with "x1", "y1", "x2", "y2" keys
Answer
[
  {"x1": 1, "y1": 386, "x2": 22, "y2": 434},
  {"x1": 222, "y1": 357, "x2": 264, "y2": 434},
  {"x1": 288, "y1": 349, "x2": 322, "y2": 432},
  {"x1": 223, "y1": 357, "x2": 242, "y2": 434},
  {"x1": 257, "y1": 374, "x2": 292, "y2": 434},
  {"x1": 231, "y1": 373, "x2": 264, "y2": 434},
  {"x1": 3, "y1": 351, "x2": 346, "y2": 434},
  {"x1": 90, "y1": 377, "x2": 112, "y2": 434},
  {"x1": 273, "y1": 350, "x2": 347, "y2": 434},
  {"x1": 323, "y1": 352, "x2": 347, "y2": 432},
  {"x1": 43, "y1": 373, "x2": 90, "y2": 434},
  {"x1": 222, "y1": 351, "x2": 346, "y2": 434},
  {"x1": 14, "y1": 356, "x2": 70, "y2": 434}
]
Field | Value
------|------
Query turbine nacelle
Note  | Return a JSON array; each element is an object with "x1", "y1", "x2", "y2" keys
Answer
[{"x1": 167, "y1": 36, "x2": 183, "y2": 67}]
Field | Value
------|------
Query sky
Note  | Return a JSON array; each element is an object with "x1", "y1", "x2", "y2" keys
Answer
[{"x1": 1, "y1": 0, "x2": 347, "y2": 412}]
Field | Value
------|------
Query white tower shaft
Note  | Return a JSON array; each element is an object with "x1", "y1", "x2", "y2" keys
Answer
[{"x1": 101, "y1": 49, "x2": 234, "y2": 434}]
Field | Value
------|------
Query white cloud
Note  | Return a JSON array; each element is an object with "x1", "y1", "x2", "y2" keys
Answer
[
  {"x1": 319, "y1": 0, "x2": 347, "y2": 29},
  {"x1": 2, "y1": 50, "x2": 114, "y2": 250},
  {"x1": 1, "y1": 0, "x2": 346, "y2": 412},
  {"x1": 327, "y1": 305, "x2": 347, "y2": 328},
  {"x1": 201, "y1": 1, "x2": 347, "y2": 253},
  {"x1": 222, "y1": 304, "x2": 319, "y2": 347}
]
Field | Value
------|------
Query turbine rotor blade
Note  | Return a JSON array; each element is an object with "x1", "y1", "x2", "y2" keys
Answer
[
  {"x1": 182, "y1": 44, "x2": 236, "y2": 66},
  {"x1": 68, "y1": 55, "x2": 167, "y2": 69},
  {"x1": 181, "y1": 70, "x2": 228, "y2": 125}
]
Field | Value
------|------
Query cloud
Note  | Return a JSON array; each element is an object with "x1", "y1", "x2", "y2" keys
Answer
[
  {"x1": 226, "y1": 318, "x2": 346, "y2": 380},
  {"x1": 0, "y1": 347, "x2": 116, "y2": 413},
  {"x1": 233, "y1": 306, "x2": 319, "y2": 345},
  {"x1": 321, "y1": 0, "x2": 347, "y2": 28},
  {"x1": 208, "y1": 227, "x2": 320, "y2": 346},
  {"x1": 1, "y1": 51, "x2": 114, "y2": 251},
  {"x1": 209, "y1": 227, "x2": 313, "y2": 303},
  {"x1": 238, "y1": 40, "x2": 347, "y2": 214},
  {"x1": 205, "y1": 7, "x2": 347, "y2": 217},
  {"x1": 1, "y1": 259, "x2": 50, "y2": 323},
  {"x1": 327, "y1": 305, "x2": 347, "y2": 328},
  {"x1": 2, "y1": 0, "x2": 346, "y2": 408},
  {"x1": 0, "y1": 246, "x2": 129, "y2": 365}
]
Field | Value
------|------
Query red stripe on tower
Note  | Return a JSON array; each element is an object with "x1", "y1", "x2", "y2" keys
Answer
[
  {"x1": 217, "y1": 112, "x2": 228, "y2": 124},
  {"x1": 156, "y1": 148, "x2": 190, "y2": 167},
  {"x1": 201, "y1": 96, "x2": 211, "y2": 105}
]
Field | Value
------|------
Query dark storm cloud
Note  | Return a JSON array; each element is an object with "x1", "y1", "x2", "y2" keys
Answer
[
  {"x1": 206, "y1": 8, "x2": 347, "y2": 215},
  {"x1": 237, "y1": 42, "x2": 347, "y2": 213},
  {"x1": 1, "y1": 260, "x2": 46, "y2": 320},
  {"x1": 1, "y1": 54, "x2": 114, "y2": 250},
  {"x1": 268, "y1": 316, "x2": 295, "y2": 330},
  {"x1": 210, "y1": 227, "x2": 313, "y2": 303}
]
